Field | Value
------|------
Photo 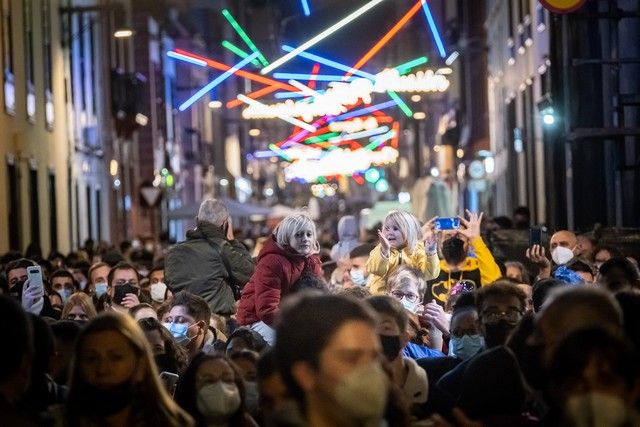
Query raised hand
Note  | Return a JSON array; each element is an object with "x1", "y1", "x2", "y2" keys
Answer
[
  {"x1": 458, "y1": 210, "x2": 483, "y2": 240},
  {"x1": 421, "y1": 301, "x2": 450, "y2": 335},
  {"x1": 526, "y1": 244, "x2": 551, "y2": 278},
  {"x1": 121, "y1": 293, "x2": 140, "y2": 309},
  {"x1": 378, "y1": 229, "x2": 391, "y2": 258},
  {"x1": 422, "y1": 217, "x2": 438, "y2": 250}
]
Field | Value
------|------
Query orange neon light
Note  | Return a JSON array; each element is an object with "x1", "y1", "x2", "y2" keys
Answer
[
  {"x1": 308, "y1": 63, "x2": 321, "y2": 91},
  {"x1": 344, "y1": 0, "x2": 423, "y2": 78},
  {"x1": 227, "y1": 86, "x2": 279, "y2": 109},
  {"x1": 392, "y1": 121, "x2": 400, "y2": 148}
]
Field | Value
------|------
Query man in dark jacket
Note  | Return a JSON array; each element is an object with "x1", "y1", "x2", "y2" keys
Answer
[{"x1": 166, "y1": 199, "x2": 255, "y2": 315}]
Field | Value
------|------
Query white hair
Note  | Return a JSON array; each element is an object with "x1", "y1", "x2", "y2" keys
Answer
[
  {"x1": 274, "y1": 213, "x2": 319, "y2": 253},
  {"x1": 383, "y1": 210, "x2": 422, "y2": 252},
  {"x1": 197, "y1": 199, "x2": 229, "y2": 226},
  {"x1": 386, "y1": 266, "x2": 427, "y2": 295}
]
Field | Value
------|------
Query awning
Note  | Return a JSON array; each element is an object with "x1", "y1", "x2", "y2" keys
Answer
[{"x1": 167, "y1": 198, "x2": 272, "y2": 220}]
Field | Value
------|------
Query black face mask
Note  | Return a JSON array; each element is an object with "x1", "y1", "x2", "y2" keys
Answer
[
  {"x1": 113, "y1": 283, "x2": 139, "y2": 305},
  {"x1": 154, "y1": 353, "x2": 179, "y2": 375},
  {"x1": 442, "y1": 237, "x2": 467, "y2": 265},
  {"x1": 483, "y1": 319, "x2": 515, "y2": 348},
  {"x1": 9, "y1": 280, "x2": 25, "y2": 300},
  {"x1": 75, "y1": 381, "x2": 135, "y2": 417},
  {"x1": 379, "y1": 334, "x2": 402, "y2": 361}
]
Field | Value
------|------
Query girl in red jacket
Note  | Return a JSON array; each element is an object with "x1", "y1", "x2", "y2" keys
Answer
[{"x1": 236, "y1": 213, "x2": 323, "y2": 345}]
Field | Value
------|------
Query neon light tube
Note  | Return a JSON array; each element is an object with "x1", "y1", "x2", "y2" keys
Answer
[
  {"x1": 288, "y1": 80, "x2": 322, "y2": 97},
  {"x1": 332, "y1": 100, "x2": 397, "y2": 122},
  {"x1": 279, "y1": 116, "x2": 331, "y2": 148},
  {"x1": 273, "y1": 72, "x2": 358, "y2": 82},
  {"x1": 364, "y1": 130, "x2": 395, "y2": 150},
  {"x1": 261, "y1": 0, "x2": 388, "y2": 75},
  {"x1": 281, "y1": 45, "x2": 376, "y2": 79},
  {"x1": 221, "y1": 40, "x2": 262, "y2": 67},
  {"x1": 388, "y1": 92, "x2": 412, "y2": 117},
  {"x1": 221, "y1": 9, "x2": 270, "y2": 67},
  {"x1": 238, "y1": 94, "x2": 317, "y2": 132},
  {"x1": 275, "y1": 92, "x2": 309, "y2": 99},
  {"x1": 329, "y1": 126, "x2": 389, "y2": 143},
  {"x1": 179, "y1": 52, "x2": 259, "y2": 111},
  {"x1": 268, "y1": 144, "x2": 293, "y2": 161},
  {"x1": 308, "y1": 63, "x2": 321, "y2": 90},
  {"x1": 254, "y1": 150, "x2": 277, "y2": 158},
  {"x1": 420, "y1": 0, "x2": 446, "y2": 58},
  {"x1": 300, "y1": 0, "x2": 311, "y2": 16},
  {"x1": 344, "y1": 0, "x2": 423, "y2": 78},
  {"x1": 166, "y1": 51, "x2": 207, "y2": 67},
  {"x1": 395, "y1": 56, "x2": 428, "y2": 73}
]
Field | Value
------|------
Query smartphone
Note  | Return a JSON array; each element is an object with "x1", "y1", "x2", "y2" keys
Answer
[
  {"x1": 113, "y1": 285, "x2": 138, "y2": 305},
  {"x1": 434, "y1": 217, "x2": 460, "y2": 230},
  {"x1": 529, "y1": 226, "x2": 546, "y2": 248},
  {"x1": 160, "y1": 371, "x2": 179, "y2": 395},
  {"x1": 26, "y1": 265, "x2": 44, "y2": 294}
]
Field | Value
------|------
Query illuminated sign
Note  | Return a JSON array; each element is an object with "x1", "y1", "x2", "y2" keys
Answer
[
  {"x1": 242, "y1": 68, "x2": 450, "y2": 121},
  {"x1": 284, "y1": 146, "x2": 399, "y2": 182}
]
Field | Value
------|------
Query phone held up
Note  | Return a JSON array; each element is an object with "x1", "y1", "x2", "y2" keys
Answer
[
  {"x1": 434, "y1": 217, "x2": 461, "y2": 231},
  {"x1": 26, "y1": 265, "x2": 44, "y2": 294},
  {"x1": 529, "y1": 226, "x2": 547, "y2": 248}
]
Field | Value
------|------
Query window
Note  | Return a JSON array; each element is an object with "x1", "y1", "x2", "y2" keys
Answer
[
  {"x1": 42, "y1": 0, "x2": 54, "y2": 129},
  {"x1": 48, "y1": 172, "x2": 58, "y2": 251},
  {"x1": 29, "y1": 168, "x2": 40, "y2": 246},
  {"x1": 2, "y1": 0, "x2": 15, "y2": 114},
  {"x1": 7, "y1": 160, "x2": 21, "y2": 250},
  {"x1": 24, "y1": 0, "x2": 35, "y2": 120}
]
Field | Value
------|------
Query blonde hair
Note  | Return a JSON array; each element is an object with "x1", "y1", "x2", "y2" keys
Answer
[
  {"x1": 383, "y1": 210, "x2": 422, "y2": 252},
  {"x1": 386, "y1": 266, "x2": 427, "y2": 295},
  {"x1": 67, "y1": 312, "x2": 193, "y2": 426},
  {"x1": 274, "y1": 212, "x2": 320, "y2": 254},
  {"x1": 61, "y1": 292, "x2": 98, "y2": 320}
]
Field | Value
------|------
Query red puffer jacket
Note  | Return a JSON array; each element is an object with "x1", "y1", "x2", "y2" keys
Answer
[{"x1": 236, "y1": 236, "x2": 323, "y2": 326}]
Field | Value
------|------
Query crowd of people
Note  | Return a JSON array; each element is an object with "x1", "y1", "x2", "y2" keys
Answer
[{"x1": 1, "y1": 198, "x2": 639, "y2": 426}]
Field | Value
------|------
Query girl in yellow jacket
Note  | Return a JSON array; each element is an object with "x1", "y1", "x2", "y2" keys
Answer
[{"x1": 366, "y1": 210, "x2": 440, "y2": 294}]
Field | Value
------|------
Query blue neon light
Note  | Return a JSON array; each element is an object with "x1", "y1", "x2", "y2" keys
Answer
[
  {"x1": 273, "y1": 72, "x2": 358, "y2": 82},
  {"x1": 420, "y1": 0, "x2": 446, "y2": 58},
  {"x1": 167, "y1": 51, "x2": 207, "y2": 67},
  {"x1": 331, "y1": 100, "x2": 397, "y2": 122},
  {"x1": 300, "y1": 0, "x2": 311, "y2": 16},
  {"x1": 281, "y1": 45, "x2": 376, "y2": 80},
  {"x1": 178, "y1": 51, "x2": 259, "y2": 111},
  {"x1": 328, "y1": 126, "x2": 389, "y2": 142}
]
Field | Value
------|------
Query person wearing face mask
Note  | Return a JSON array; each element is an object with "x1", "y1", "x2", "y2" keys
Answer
[
  {"x1": 174, "y1": 353, "x2": 258, "y2": 427},
  {"x1": 164, "y1": 291, "x2": 219, "y2": 360},
  {"x1": 107, "y1": 262, "x2": 142, "y2": 312},
  {"x1": 342, "y1": 243, "x2": 376, "y2": 288},
  {"x1": 50, "y1": 269, "x2": 79, "y2": 305},
  {"x1": 88, "y1": 261, "x2": 111, "y2": 300},
  {"x1": 236, "y1": 213, "x2": 323, "y2": 345},
  {"x1": 149, "y1": 264, "x2": 172, "y2": 308},
  {"x1": 229, "y1": 350, "x2": 261, "y2": 418},
  {"x1": 426, "y1": 211, "x2": 501, "y2": 308},
  {"x1": 447, "y1": 307, "x2": 484, "y2": 362},
  {"x1": 437, "y1": 281, "x2": 526, "y2": 400},
  {"x1": 138, "y1": 317, "x2": 189, "y2": 376},
  {"x1": 526, "y1": 229, "x2": 578, "y2": 280},
  {"x1": 275, "y1": 293, "x2": 406, "y2": 427},
  {"x1": 547, "y1": 327, "x2": 640, "y2": 427},
  {"x1": 366, "y1": 296, "x2": 429, "y2": 409},
  {"x1": 5, "y1": 258, "x2": 59, "y2": 318},
  {"x1": 61, "y1": 292, "x2": 98, "y2": 323},
  {"x1": 57, "y1": 312, "x2": 193, "y2": 427}
]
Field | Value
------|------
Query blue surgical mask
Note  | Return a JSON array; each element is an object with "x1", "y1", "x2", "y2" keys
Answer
[
  {"x1": 400, "y1": 296, "x2": 418, "y2": 314},
  {"x1": 163, "y1": 322, "x2": 192, "y2": 346},
  {"x1": 448, "y1": 334, "x2": 485, "y2": 360},
  {"x1": 95, "y1": 282, "x2": 108, "y2": 298},
  {"x1": 60, "y1": 288, "x2": 73, "y2": 304},
  {"x1": 350, "y1": 270, "x2": 367, "y2": 287}
]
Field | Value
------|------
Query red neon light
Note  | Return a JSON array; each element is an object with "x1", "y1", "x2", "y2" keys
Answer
[
  {"x1": 308, "y1": 63, "x2": 321, "y2": 91},
  {"x1": 352, "y1": 174, "x2": 365, "y2": 185},
  {"x1": 344, "y1": 0, "x2": 423, "y2": 78},
  {"x1": 392, "y1": 121, "x2": 400, "y2": 148}
]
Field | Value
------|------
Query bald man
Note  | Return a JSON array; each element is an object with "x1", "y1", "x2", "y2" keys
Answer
[{"x1": 526, "y1": 230, "x2": 578, "y2": 280}]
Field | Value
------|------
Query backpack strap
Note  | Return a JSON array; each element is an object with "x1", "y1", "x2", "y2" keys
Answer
[{"x1": 203, "y1": 237, "x2": 240, "y2": 299}]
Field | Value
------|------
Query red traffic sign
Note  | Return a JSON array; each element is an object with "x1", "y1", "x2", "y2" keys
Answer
[{"x1": 539, "y1": 0, "x2": 586, "y2": 14}]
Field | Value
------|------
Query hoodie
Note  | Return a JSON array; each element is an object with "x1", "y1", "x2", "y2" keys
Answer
[{"x1": 330, "y1": 216, "x2": 360, "y2": 261}]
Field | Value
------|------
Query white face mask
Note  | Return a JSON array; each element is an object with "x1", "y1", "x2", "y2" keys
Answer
[
  {"x1": 333, "y1": 362, "x2": 389, "y2": 422},
  {"x1": 552, "y1": 246, "x2": 574, "y2": 265},
  {"x1": 150, "y1": 282, "x2": 167, "y2": 302},
  {"x1": 197, "y1": 381, "x2": 241, "y2": 419},
  {"x1": 400, "y1": 296, "x2": 418, "y2": 314},
  {"x1": 565, "y1": 392, "x2": 633, "y2": 427}
]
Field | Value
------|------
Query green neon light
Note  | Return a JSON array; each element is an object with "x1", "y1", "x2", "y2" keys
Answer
[
  {"x1": 221, "y1": 40, "x2": 261, "y2": 67},
  {"x1": 395, "y1": 56, "x2": 428, "y2": 73},
  {"x1": 388, "y1": 91, "x2": 412, "y2": 117},
  {"x1": 304, "y1": 132, "x2": 339, "y2": 144},
  {"x1": 222, "y1": 9, "x2": 270, "y2": 67}
]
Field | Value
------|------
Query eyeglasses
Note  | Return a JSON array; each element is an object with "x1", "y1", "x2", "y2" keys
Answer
[
  {"x1": 390, "y1": 290, "x2": 419, "y2": 303},
  {"x1": 481, "y1": 308, "x2": 523, "y2": 324}
]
